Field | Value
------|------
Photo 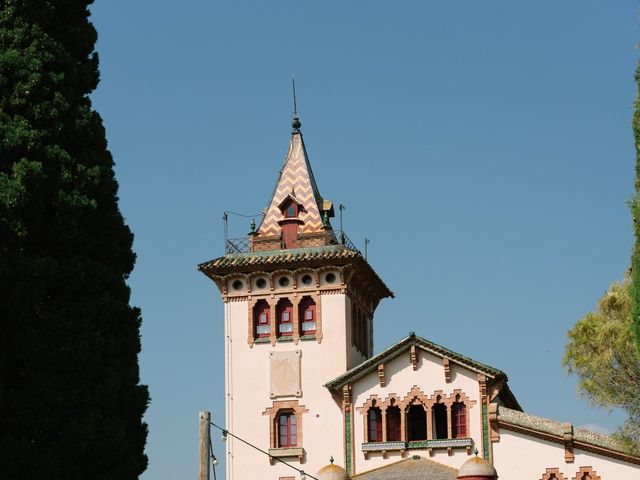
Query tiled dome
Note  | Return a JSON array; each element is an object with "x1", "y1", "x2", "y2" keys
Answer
[
  {"x1": 316, "y1": 463, "x2": 350, "y2": 480},
  {"x1": 457, "y1": 456, "x2": 498, "y2": 479}
]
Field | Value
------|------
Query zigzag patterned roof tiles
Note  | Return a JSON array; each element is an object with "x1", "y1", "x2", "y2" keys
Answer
[{"x1": 257, "y1": 132, "x2": 327, "y2": 236}]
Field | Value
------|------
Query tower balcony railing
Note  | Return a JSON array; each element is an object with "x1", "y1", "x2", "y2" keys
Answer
[{"x1": 224, "y1": 229, "x2": 359, "y2": 255}]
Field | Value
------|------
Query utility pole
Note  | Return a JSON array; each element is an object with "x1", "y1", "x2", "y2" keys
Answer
[{"x1": 198, "y1": 411, "x2": 211, "y2": 480}]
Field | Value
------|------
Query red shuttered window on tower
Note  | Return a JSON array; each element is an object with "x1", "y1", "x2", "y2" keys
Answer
[
  {"x1": 276, "y1": 299, "x2": 294, "y2": 337},
  {"x1": 254, "y1": 300, "x2": 270, "y2": 338},
  {"x1": 278, "y1": 412, "x2": 297, "y2": 447},
  {"x1": 299, "y1": 297, "x2": 316, "y2": 335}
]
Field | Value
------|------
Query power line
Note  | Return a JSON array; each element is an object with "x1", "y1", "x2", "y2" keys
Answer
[{"x1": 210, "y1": 420, "x2": 319, "y2": 480}]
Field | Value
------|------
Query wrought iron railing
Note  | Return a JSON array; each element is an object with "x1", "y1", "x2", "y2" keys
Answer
[
  {"x1": 224, "y1": 229, "x2": 359, "y2": 255},
  {"x1": 225, "y1": 236, "x2": 250, "y2": 254}
]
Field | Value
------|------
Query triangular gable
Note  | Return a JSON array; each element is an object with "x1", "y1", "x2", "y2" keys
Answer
[
  {"x1": 325, "y1": 333, "x2": 506, "y2": 390},
  {"x1": 257, "y1": 133, "x2": 328, "y2": 236}
]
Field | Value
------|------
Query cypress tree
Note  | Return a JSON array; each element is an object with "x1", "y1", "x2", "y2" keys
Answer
[
  {"x1": 0, "y1": 2, "x2": 149, "y2": 479},
  {"x1": 632, "y1": 63, "x2": 640, "y2": 354}
]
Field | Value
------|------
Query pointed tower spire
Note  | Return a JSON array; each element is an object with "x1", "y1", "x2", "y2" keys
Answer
[
  {"x1": 251, "y1": 82, "x2": 335, "y2": 249},
  {"x1": 292, "y1": 77, "x2": 301, "y2": 133}
]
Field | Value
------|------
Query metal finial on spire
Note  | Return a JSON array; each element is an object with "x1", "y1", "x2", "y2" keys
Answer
[{"x1": 292, "y1": 77, "x2": 301, "y2": 132}]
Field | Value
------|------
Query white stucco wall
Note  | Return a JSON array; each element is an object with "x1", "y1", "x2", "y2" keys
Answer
[
  {"x1": 492, "y1": 429, "x2": 640, "y2": 479},
  {"x1": 224, "y1": 292, "x2": 352, "y2": 480},
  {"x1": 350, "y1": 348, "x2": 484, "y2": 474}
]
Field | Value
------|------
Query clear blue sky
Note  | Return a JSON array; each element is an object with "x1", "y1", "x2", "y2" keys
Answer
[{"x1": 90, "y1": 1, "x2": 637, "y2": 478}]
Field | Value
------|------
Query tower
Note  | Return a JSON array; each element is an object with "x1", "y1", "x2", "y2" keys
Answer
[{"x1": 199, "y1": 110, "x2": 392, "y2": 479}]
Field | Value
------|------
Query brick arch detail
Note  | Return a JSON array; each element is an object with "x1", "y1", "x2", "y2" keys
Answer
[
  {"x1": 399, "y1": 385, "x2": 430, "y2": 411},
  {"x1": 572, "y1": 467, "x2": 600, "y2": 480},
  {"x1": 540, "y1": 468, "x2": 565, "y2": 480}
]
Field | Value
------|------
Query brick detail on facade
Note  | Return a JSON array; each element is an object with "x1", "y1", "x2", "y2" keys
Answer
[
  {"x1": 262, "y1": 400, "x2": 309, "y2": 464},
  {"x1": 563, "y1": 422, "x2": 574, "y2": 463},
  {"x1": 572, "y1": 466, "x2": 600, "y2": 480},
  {"x1": 540, "y1": 467, "x2": 566, "y2": 480}
]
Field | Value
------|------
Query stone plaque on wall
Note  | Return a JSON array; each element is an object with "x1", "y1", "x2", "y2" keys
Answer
[{"x1": 269, "y1": 350, "x2": 301, "y2": 398}]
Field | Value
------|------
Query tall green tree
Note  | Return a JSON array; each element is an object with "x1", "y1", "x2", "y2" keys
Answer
[
  {"x1": 632, "y1": 62, "x2": 640, "y2": 353},
  {"x1": 564, "y1": 279, "x2": 640, "y2": 455},
  {"x1": 0, "y1": 1, "x2": 149, "y2": 478}
]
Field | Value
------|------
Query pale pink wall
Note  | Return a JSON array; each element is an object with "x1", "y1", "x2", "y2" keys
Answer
[
  {"x1": 223, "y1": 290, "x2": 352, "y2": 480},
  {"x1": 493, "y1": 429, "x2": 640, "y2": 479},
  {"x1": 350, "y1": 348, "x2": 483, "y2": 474}
]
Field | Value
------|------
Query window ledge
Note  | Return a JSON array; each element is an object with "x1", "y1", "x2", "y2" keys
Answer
[
  {"x1": 269, "y1": 447, "x2": 304, "y2": 458},
  {"x1": 407, "y1": 438, "x2": 474, "y2": 449},
  {"x1": 362, "y1": 438, "x2": 473, "y2": 452},
  {"x1": 277, "y1": 336, "x2": 294, "y2": 342},
  {"x1": 299, "y1": 334, "x2": 317, "y2": 341},
  {"x1": 362, "y1": 441, "x2": 406, "y2": 452},
  {"x1": 254, "y1": 337, "x2": 271, "y2": 344}
]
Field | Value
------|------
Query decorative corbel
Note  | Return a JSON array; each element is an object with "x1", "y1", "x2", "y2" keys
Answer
[
  {"x1": 443, "y1": 358, "x2": 451, "y2": 383},
  {"x1": 342, "y1": 384, "x2": 352, "y2": 413},
  {"x1": 562, "y1": 422, "x2": 574, "y2": 463},
  {"x1": 378, "y1": 364, "x2": 385, "y2": 387},
  {"x1": 478, "y1": 374, "x2": 487, "y2": 402},
  {"x1": 410, "y1": 345, "x2": 418, "y2": 370}
]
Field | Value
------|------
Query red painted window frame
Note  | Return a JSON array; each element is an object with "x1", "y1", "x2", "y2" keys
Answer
[
  {"x1": 452, "y1": 402, "x2": 467, "y2": 438},
  {"x1": 278, "y1": 411, "x2": 297, "y2": 447},
  {"x1": 299, "y1": 297, "x2": 317, "y2": 335},
  {"x1": 367, "y1": 407, "x2": 383, "y2": 442},
  {"x1": 276, "y1": 299, "x2": 294, "y2": 337},
  {"x1": 254, "y1": 300, "x2": 270, "y2": 338},
  {"x1": 386, "y1": 406, "x2": 401, "y2": 441}
]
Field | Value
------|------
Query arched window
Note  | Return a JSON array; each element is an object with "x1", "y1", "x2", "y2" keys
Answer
[
  {"x1": 432, "y1": 402, "x2": 447, "y2": 439},
  {"x1": 452, "y1": 397, "x2": 467, "y2": 438},
  {"x1": 386, "y1": 405, "x2": 401, "y2": 441},
  {"x1": 277, "y1": 411, "x2": 297, "y2": 447},
  {"x1": 407, "y1": 404, "x2": 427, "y2": 441},
  {"x1": 367, "y1": 406, "x2": 382, "y2": 442},
  {"x1": 254, "y1": 300, "x2": 270, "y2": 338},
  {"x1": 276, "y1": 299, "x2": 293, "y2": 337},
  {"x1": 299, "y1": 297, "x2": 316, "y2": 335}
]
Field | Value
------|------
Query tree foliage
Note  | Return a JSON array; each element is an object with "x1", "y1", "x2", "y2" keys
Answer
[
  {"x1": 0, "y1": 1, "x2": 149, "y2": 478},
  {"x1": 564, "y1": 280, "x2": 640, "y2": 455},
  {"x1": 631, "y1": 62, "x2": 640, "y2": 353}
]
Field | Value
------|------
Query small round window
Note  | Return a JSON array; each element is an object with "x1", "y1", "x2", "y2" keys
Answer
[
  {"x1": 325, "y1": 273, "x2": 337, "y2": 284},
  {"x1": 301, "y1": 274, "x2": 313, "y2": 285},
  {"x1": 232, "y1": 280, "x2": 243, "y2": 291},
  {"x1": 278, "y1": 276, "x2": 290, "y2": 287},
  {"x1": 256, "y1": 278, "x2": 267, "y2": 289}
]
